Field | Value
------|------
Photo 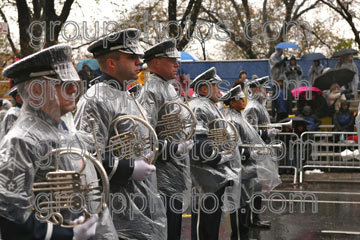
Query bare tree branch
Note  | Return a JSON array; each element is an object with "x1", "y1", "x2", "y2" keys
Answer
[
  {"x1": 293, "y1": 0, "x2": 320, "y2": 20},
  {"x1": 16, "y1": 0, "x2": 34, "y2": 56},
  {"x1": 201, "y1": 5, "x2": 256, "y2": 58},
  {"x1": 178, "y1": 0, "x2": 203, "y2": 50},
  {"x1": 0, "y1": 8, "x2": 18, "y2": 56},
  {"x1": 179, "y1": 0, "x2": 195, "y2": 30},
  {"x1": 320, "y1": 0, "x2": 360, "y2": 50}
]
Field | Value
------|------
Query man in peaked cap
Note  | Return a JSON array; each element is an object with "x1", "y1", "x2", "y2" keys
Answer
[
  {"x1": 188, "y1": 67, "x2": 241, "y2": 240},
  {"x1": 0, "y1": 44, "x2": 118, "y2": 240},
  {"x1": 140, "y1": 38, "x2": 193, "y2": 240},
  {"x1": 74, "y1": 29, "x2": 167, "y2": 240},
  {"x1": 222, "y1": 85, "x2": 252, "y2": 239},
  {"x1": 244, "y1": 76, "x2": 278, "y2": 143},
  {"x1": 243, "y1": 76, "x2": 271, "y2": 127},
  {"x1": 222, "y1": 85, "x2": 281, "y2": 237},
  {"x1": 243, "y1": 76, "x2": 280, "y2": 229}
]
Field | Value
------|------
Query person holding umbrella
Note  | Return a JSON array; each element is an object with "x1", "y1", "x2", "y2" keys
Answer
[
  {"x1": 269, "y1": 48, "x2": 287, "y2": 83},
  {"x1": 308, "y1": 60, "x2": 324, "y2": 85},
  {"x1": 334, "y1": 49, "x2": 359, "y2": 98}
]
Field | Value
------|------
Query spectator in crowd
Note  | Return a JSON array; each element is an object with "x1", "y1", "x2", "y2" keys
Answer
[
  {"x1": 238, "y1": 70, "x2": 248, "y2": 89},
  {"x1": 333, "y1": 100, "x2": 354, "y2": 132},
  {"x1": 285, "y1": 56, "x2": 302, "y2": 85},
  {"x1": 308, "y1": 60, "x2": 324, "y2": 86},
  {"x1": 298, "y1": 105, "x2": 321, "y2": 131},
  {"x1": 327, "y1": 83, "x2": 346, "y2": 114},
  {"x1": 273, "y1": 77, "x2": 293, "y2": 122},
  {"x1": 78, "y1": 64, "x2": 98, "y2": 82},
  {"x1": 269, "y1": 48, "x2": 287, "y2": 82},
  {"x1": 232, "y1": 71, "x2": 249, "y2": 108},
  {"x1": 335, "y1": 54, "x2": 359, "y2": 99},
  {"x1": 232, "y1": 70, "x2": 248, "y2": 91}
]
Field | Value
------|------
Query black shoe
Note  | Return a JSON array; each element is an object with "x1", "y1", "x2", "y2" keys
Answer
[{"x1": 249, "y1": 220, "x2": 271, "y2": 229}]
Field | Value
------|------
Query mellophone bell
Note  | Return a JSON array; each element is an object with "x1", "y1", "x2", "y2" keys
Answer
[{"x1": 0, "y1": 44, "x2": 117, "y2": 239}]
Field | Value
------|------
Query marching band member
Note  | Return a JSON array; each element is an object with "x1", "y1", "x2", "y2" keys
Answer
[
  {"x1": 243, "y1": 76, "x2": 278, "y2": 142},
  {"x1": 0, "y1": 44, "x2": 117, "y2": 239},
  {"x1": 140, "y1": 39, "x2": 193, "y2": 240},
  {"x1": 0, "y1": 83, "x2": 22, "y2": 139},
  {"x1": 74, "y1": 29, "x2": 167, "y2": 240},
  {"x1": 224, "y1": 85, "x2": 281, "y2": 232},
  {"x1": 188, "y1": 67, "x2": 241, "y2": 240}
]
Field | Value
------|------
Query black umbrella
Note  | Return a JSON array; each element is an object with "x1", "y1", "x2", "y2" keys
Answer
[
  {"x1": 280, "y1": 116, "x2": 310, "y2": 127},
  {"x1": 301, "y1": 52, "x2": 326, "y2": 61},
  {"x1": 313, "y1": 68, "x2": 355, "y2": 90},
  {"x1": 332, "y1": 48, "x2": 358, "y2": 58}
]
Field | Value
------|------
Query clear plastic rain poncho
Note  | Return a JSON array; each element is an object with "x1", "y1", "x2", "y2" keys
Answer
[
  {"x1": 139, "y1": 73, "x2": 191, "y2": 199},
  {"x1": 188, "y1": 97, "x2": 241, "y2": 211},
  {"x1": 0, "y1": 105, "x2": 21, "y2": 139},
  {"x1": 225, "y1": 108, "x2": 281, "y2": 193},
  {"x1": 243, "y1": 88, "x2": 271, "y2": 128},
  {"x1": 75, "y1": 78, "x2": 167, "y2": 240},
  {"x1": 269, "y1": 51, "x2": 287, "y2": 82},
  {"x1": 0, "y1": 78, "x2": 118, "y2": 239}
]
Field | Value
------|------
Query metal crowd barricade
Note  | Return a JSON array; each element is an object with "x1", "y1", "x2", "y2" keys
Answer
[
  {"x1": 299, "y1": 131, "x2": 360, "y2": 183},
  {"x1": 275, "y1": 132, "x2": 301, "y2": 184}
]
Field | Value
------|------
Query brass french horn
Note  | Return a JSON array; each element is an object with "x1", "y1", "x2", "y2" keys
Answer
[
  {"x1": 208, "y1": 119, "x2": 239, "y2": 154},
  {"x1": 32, "y1": 147, "x2": 109, "y2": 228},
  {"x1": 156, "y1": 101, "x2": 196, "y2": 142},
  {"x1": 106, "y1": 115, "x2": 159, "y2": 165}
]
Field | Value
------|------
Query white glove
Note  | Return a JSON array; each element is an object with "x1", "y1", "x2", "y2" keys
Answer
[
  {"x1": 217, "y1": 153, "x2": 233, "y2": 165},
  {"x1": 267, "y1": 128, "x2": 279, "y2": 138},
  {"x1": 176, "y1": 140, "x2": 194, "y2": 154},
  {"x1": 72, "y1": 214, "x2": 98, "y2": 240},
  {"x1": 131, "y1": 152, "x2": 156, "y2": 181}
]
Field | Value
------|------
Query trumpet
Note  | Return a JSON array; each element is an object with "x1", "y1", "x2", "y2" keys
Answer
[
  {"x1": 208, "y1": 119, "x2": 239, "y2": 153},
  {"x1": 238, "y1": 143, "x2": 283, "y2": 149},
  {"x1": 32, "y1": 148, "x2": 109, "y2": 228},
  {"x1": 256, "y1": 119, "x2": 292, "y2": 129},
  {"x1": 107, "y1": 115, "x2": 159, "y2": 165},
  {"x1": 240, "y1": 141, "x2": 286, "y2": 158},
  {"x1": 156, "y1": 101, "x2": 196, "y2": 142}
]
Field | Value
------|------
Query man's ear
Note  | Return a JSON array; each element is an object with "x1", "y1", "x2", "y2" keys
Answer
[
  {"x1": 150, "y1": 58, "x2": 159, "y2": 68},
  {"x1": 106, "y1": 58, "x2": 116, "y2": 70}
]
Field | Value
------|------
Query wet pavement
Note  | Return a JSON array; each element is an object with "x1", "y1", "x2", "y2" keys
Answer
[{"x1": 181, "y1": 177, "x2": 360, "y2": 240}]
